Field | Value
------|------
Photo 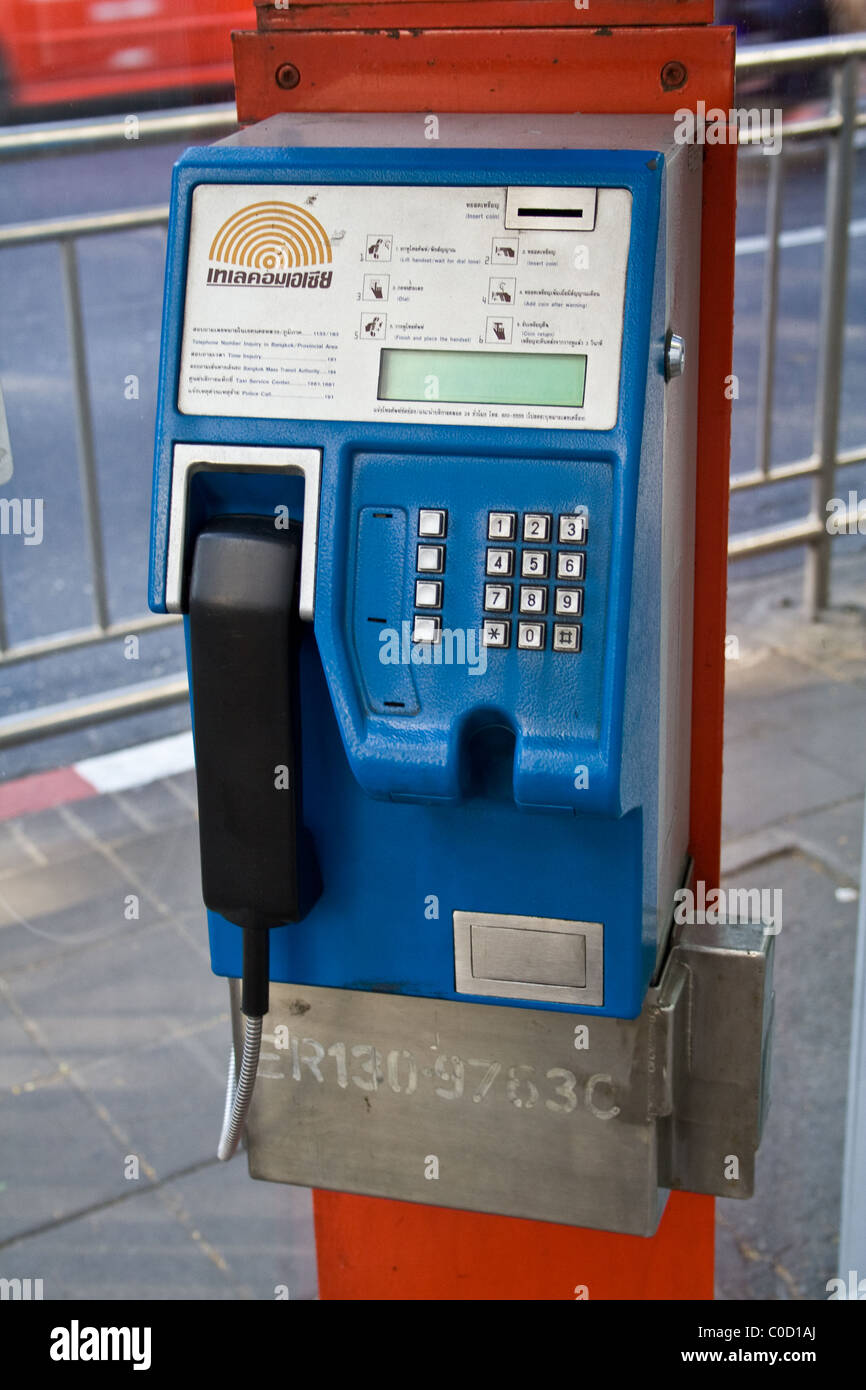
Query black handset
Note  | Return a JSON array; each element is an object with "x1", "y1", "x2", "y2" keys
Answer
[{"x1": 186, "y1": 514, "x2": 319, "y2": 1153}]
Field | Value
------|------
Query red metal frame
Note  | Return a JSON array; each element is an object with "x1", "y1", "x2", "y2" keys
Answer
[
  {"x1": 251, "y1": 1, "x2": 715, "y2": 29},
  {"x1": 231, "y1": 4, "x2": 736, "y2": 1301},
  {"x1": 233, "y1": 26, "x2": 732, "y2": 124}
]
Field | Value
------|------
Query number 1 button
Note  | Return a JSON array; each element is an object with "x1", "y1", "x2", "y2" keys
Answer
[{"x1": 488, "y1": 512, "x2": 516, "y2": 540}]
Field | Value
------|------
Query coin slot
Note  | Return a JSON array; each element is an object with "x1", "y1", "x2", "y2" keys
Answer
[{"x1": 505, "y1": 187, "x2": 597, "y2": 232}]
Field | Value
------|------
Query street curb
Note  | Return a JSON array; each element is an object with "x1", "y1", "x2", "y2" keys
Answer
[{"x1": 0, "y1": 731, "x2": 195, "y2": 822}]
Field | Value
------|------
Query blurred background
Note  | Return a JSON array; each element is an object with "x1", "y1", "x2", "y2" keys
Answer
[{"x1": 0, "y1": 2, "x2": 864, "y2": 1302}]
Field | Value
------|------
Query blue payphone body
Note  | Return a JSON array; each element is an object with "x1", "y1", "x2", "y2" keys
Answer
[
  {"x1": 145, "y1": 115, "x2": 776, "y2": 1234},
  {"x1": 150, "y1": 116, "x2": 694, "y2": 1027}
]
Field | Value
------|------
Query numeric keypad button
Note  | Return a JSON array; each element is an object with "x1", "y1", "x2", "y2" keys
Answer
[
  {"x1": 523, "y1": 513, "x2": 552, "y2": 543},
  {"x1": 519, "y1": 586, "x2": 547, "y2": 615},
  {"x1": 517, "y1": 622, "x2": 546, "y2": 651},
  {"x1": 521, "y1": 550, "x2": 549, "y2": 579},
  {"x1": 555, "y1": 588, "x2": 584, "y2": 617},
  {"x1": 557, "y1": 551, "x2": 585, "y2": 580},
  {"x1": 484, "y1": 584, "x2": 512, "y2": 613},
  {"x1": 553, "y1": 623, "x2": 582, "y2": 653},
  {"x1": 482, "y1": 619, "x2": 511, "y2": 649},
  {"x1": 488, "y1": 512, "x2": 517, "y2": 540},
  {"x1": 558, "y1": 514, "x2": 588, "y2": 545},
  {"x1": 486, "y1": 548, "x2": 514, "y2": 577}
]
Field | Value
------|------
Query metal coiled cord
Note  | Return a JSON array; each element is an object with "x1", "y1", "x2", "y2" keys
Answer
[{"x1": 217, "y1": 1014, "x2": 263, "y2": 1162}]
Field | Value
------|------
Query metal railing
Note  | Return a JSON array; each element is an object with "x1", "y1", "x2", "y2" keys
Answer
[
  {"x1": 0, "y1": 35, "x2": 864, "y2": 746},
  {"x1": 731, "y1": 34, "x2": 866, "y2": 617},
  {"x1": 0, "y1": 108, "x2": 237, "y2": 748}
]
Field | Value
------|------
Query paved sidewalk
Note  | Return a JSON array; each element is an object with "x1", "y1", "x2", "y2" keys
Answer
[
  {"x1": 0, "y1": 773, "x2": 317, "y2": 1301},
  {"x1": 716, "y1": 552, "x2": 866, "y2": 1300},
  {"x1": 0, "y1": 552, "x2": 864, "y2": 1301}
]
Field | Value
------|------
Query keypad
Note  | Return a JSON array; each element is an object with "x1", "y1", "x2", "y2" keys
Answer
[{"x1": 479, "y1": 510, "x2": 586, "y2": 654}]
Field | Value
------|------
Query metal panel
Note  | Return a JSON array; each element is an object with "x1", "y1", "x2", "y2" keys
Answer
[
  {"x1": 236, "y1": 918, "x2": 774, "y2": 1234},
  {"x1": 453, "y1": 910, "x2": 604, "y2": 1004},
  {"x1": 241, "y1": 977, "x2": 667, "y2": 1236}
]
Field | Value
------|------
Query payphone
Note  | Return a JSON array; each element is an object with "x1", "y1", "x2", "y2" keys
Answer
[{"x1": 150, "y1": 114, "x2": 773, "y2": 1235}]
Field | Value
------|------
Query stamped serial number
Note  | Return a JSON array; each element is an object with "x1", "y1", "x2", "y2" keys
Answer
[{"x1": 262, "y1": 1028, "x2": 620, "y2": 1120}]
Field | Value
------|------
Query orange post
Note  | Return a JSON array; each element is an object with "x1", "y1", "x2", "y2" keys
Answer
[{"x1": 232, "y1": 2, "x2": 737, "y2": 1300}]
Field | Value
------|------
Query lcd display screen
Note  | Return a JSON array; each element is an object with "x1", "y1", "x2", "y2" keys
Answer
[{"x1": 377, "y1": 349, "x2": 587, "y2": 409}]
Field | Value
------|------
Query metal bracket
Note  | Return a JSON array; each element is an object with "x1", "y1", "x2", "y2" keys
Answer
[{"x1": 230, "y1": 911, "x2": 774, "y2": 1235}]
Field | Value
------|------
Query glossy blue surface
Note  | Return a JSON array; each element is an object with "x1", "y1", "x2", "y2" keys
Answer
[{"x1": 150, "y1": 142, "x2": 668, "y2": 1019}]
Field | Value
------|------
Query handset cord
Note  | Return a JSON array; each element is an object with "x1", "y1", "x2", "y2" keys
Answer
[{"x1": 217, "y1": 929, "x2": 270, "y2": 1162}]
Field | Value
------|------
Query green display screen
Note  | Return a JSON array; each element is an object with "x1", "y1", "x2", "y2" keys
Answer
[{"x1": 377, "y1": 349, "x2": 587, "y2": 409}]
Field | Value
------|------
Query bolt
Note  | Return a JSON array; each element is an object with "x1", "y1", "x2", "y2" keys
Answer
[
  {"x1": 660, "y1": 60, "x2": 688, "y2": 92},
  {"x1": 275, "y1": 63, "x2": 301, "y2": 91}
]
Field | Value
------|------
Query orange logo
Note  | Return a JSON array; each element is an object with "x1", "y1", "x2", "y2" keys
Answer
[{"x1": 209, "y1": 201, "x2": 332, "y2": 270}]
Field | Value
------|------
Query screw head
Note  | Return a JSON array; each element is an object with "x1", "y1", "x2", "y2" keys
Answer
[
  {"x1": 665, "y1": 332, "x2": 686, "y2": 381},
  {"x1": 661, "y1": 60, "x2": 688, "y2": 92},
  {"x1": 275, "y1": 63, "x2": 301, "y2": 91}
]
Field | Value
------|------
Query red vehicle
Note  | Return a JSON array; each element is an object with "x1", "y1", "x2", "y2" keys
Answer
[{"x1": 0, "y1": 0, "x2": 250, "y2": 117}]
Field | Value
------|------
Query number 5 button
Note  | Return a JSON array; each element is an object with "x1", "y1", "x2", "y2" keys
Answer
[
  {"x1": 555, "y1": 587, "x2": 583, "y2": 617},
  {"x1": 521, "y1": 550, "x2": 549, "y2": 579}
]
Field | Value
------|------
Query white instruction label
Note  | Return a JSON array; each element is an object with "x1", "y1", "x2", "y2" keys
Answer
[{"x1": 178, "y1": 183, "x2": 632, "y2": 431}]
